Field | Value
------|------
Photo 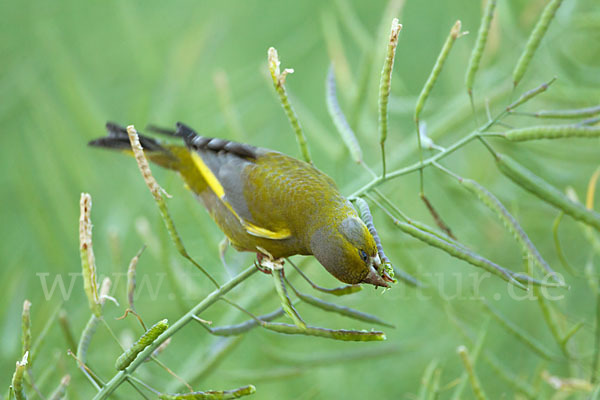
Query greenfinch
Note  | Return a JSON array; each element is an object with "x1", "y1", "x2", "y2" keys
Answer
[{"x1": 90, "y1": 122, "x2": 391, "y2": 287}]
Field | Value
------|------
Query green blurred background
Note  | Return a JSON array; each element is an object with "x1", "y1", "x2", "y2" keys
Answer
[{"x1": 1, "y1": 0, "x2": 600, "y2": 398}]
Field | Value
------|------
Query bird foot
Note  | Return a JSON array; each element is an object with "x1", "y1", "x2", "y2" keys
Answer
[{"x1": 255, "y1": 247, "x2": 284, "y2": 274}]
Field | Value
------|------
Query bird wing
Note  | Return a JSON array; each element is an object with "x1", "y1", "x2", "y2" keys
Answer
[{"x1": 179, "y1": 123, "x2": 293, "y2": 241}]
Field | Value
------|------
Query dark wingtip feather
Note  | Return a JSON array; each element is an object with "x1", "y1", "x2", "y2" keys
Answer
[{"x1": 89, "y1": 122, "x2": 166, "y2": 152}]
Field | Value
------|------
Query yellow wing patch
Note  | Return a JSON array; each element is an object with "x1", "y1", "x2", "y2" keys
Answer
[{"x1": 190, "y1": 151, "x2": 292, "y2": 241}]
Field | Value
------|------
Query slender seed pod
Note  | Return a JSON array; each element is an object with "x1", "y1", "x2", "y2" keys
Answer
[
  {"x1": 391, "y1": 217, "x2": 526, "y2": 289},
  {"x1": 208, "y1": 309, "x2": 285, "y2": 336},
  {"x1": 415, "y1": 20, "x2": 463, "y2": 122},
  {"x1": 465, "y1": 0, "x2": 497, "y2": 95},
  {"x1": 127, "y1": 246, "x2": 145, "y2": 311},
  {"x1": 459, "y1": 178, "x2": 556, "y2": 277},
  {"x1": 287, "y1": 258, "x2": 362, "y2": 296},
  {"x1": 11, "y1": 353, "x2": 28, "y2": 400},
  {"x1": 115, "y1": 319, "x2": 168, "y2": 370},
  {"x1": 512, "y1": 0, "x2": 563, "y2": 87},
  {"x1": 48, "y1": 375, "x2": 70, "y2": 400},
  {"x1": 272, "y1": 268, "x2": 305, "y2": 329},
  {"x1": 501, "y1": 124, "x2": 600, "y2": 141},
  {"x1": 159, "y1": 385, "x2": 256, "y2": 399},
  {"x1": 495, "y1": 154, "x2": 600, "y2": 231},
  {"x1": 482, "y1": 302, "x2": 555, "y2": 360},
  {"x1": 79, "y1": 193, "x2": 101, "y2": 317},
  {"x1": 379, "y1": 18, "x2": 402, "y2": 177},
  {"x1": 294, "y1": 291, "x2": 395, "y2": 328},
  {"x1": 326, "y1": 65, "x2": 363, "y2": 163},
  {"x1": 77, "y1": 315, "x2": 100, "y2": 364},
  {"x1": 506, "y1": 77, "x2": 556, "y2": 111},
  {"x1": 21, "y1": 300, "x2": 31, "y2": 361},
  {"x1": 534, "y1": 104, "x2": 600, "y2": 119},
  {"x1": 263, "y1": 322, "x2": 386, "y2": 342},
  {"x1": 552, "y1": 212, "x2": 576, "y2": 275},
  {"x1": 457, "y1": 346, "x2": 488, "y2": 400},
  {"x1": 267, "y1": 47, "x2": 312, "y2": 164}
]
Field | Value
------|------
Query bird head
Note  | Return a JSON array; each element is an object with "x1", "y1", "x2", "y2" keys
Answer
[{"x1": 310, "y1": 216, "x2": 391, "y2": 288}]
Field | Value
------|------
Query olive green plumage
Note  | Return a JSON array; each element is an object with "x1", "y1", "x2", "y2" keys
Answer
[{"x1": 89, "y1": 122, "x2": 389, "y2": 287}]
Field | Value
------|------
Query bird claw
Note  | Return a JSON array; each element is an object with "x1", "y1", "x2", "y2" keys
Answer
[{"x1": 255, "y1": 247, "x2": 284, "y2": 274}]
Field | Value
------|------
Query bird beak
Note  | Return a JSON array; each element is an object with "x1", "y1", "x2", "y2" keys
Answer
[
  {"x1": 361, "y1": 254, "x2": 394, "y2": 288},
  {"x1": 362, "y1": 266, "x2": 390, "y2": 288}
]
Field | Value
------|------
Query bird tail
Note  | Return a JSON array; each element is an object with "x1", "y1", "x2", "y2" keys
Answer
[{"x1": 88, "y1": 123, "x2": 182, "y2": 170}]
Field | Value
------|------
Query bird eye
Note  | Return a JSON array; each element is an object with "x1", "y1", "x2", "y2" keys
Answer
[{"x1": 359, "y1": 250, "x2": 368, "y2": 263}]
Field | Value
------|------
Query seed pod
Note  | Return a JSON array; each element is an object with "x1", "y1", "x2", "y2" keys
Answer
[
  {"x1": 79, "y1": 193, "x2": 101, "y2": 317},
  {"x1": 11, "y1": 352, "x2": 28, "y2": 400},
  {"x1": 415, "y1": 20, "x2": 463, "y2": 123},
  {"x1": 77, "y1": 315, "x2": 99, "y2": 364},
  {"x1": 460, "y1": 178, "x2": 555, "y2": 277},
  {"x1": 295, "y1": 291, "x2": 395, "y2": 328},
  {"x1": 326, "y1": 65, "x2": 363, "y2": 163},
  {"x1": 379, "y1": 18, "x2": 402, "y2": 146},
  {"x1": 159, "y1": 385, "x2": 256, "y2": 399},
  {"x1": 267, "y1": 47, "x2": 312, "y2": 164},
  {"x1": 272, "y1": 269, "x2": 305, "y2": 329},
  {"x1": 208, "y1": 308, "x2": 285, "y2": 337},
  {"x1": 506, "y1": 78, "x2": 556, "y2": 111},
  {"x1": 496, "y1": 154, "x2": 600, "y2": 231},
  {"x1": 392, "y1": 217, "x2": 526, "y2": 289},
  {"x1": 535, "y1": 104, "x2": 600, "y2": 119},
  {"x1": 264, "y1": 322, "x2": 386, "y2": 342},
  {"x1": 512, "y1": 0, "x2": 563, "y2": 87},
  {"x1": 502, "y1": 125, "x2": 600, "y2": 141},
  {"x1": 21, "y1": 300, "x2": 31, "y2": 360},
  {"x1": 115, "y1": 319, "x2": 168, "y2": 370},
  {"x1": 465, "y1": 0, "x2": 497, "y2": 94},
  {"x1": 457, "y1": 346, "x2": 488, "y2": 400},
  {"x1": 48, "y1": 375, "x2": 70, "y2": 400}
]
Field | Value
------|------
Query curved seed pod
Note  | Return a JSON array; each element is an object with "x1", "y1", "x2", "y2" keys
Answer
[
  {"x1": 272, "y1": 269, "x2": 305, "y2": 329},
  {"x1": 512, "y1": 0, "x2": 563, "y2": 87},
  {"x1": 264, "y1": 322, "x2": 386, "y2": 342},
  {"x1": 502, "y1": 125, "x2": 600, "y2": 141},
  {"x1": 460, "y1": 178, "x2": 555, "y2": 277},
  {"x1": 534, "y1": 104, "x2": 600, "y2": 119},
  {"x1": 127, "y1": 246, "x2": 145, "y2": 311},
  {"x1": 294, "y1": 291, "x2": 395, "y2": 328},
  {"x1": 326, "y1": 65, "x2": 363, "y2": 163},
  {"x1": 287, "y1": 258, "x2": 363, "y2": 296},
  {"x1": 115, "y1": 319, "x2": 168, "y2": 370},
  {"x1": 496, "y1": 154, "x2": 600, "y2": 231},
  {"x1": 159, "y1": 385, "x2": 256, "y2": 399},
  {"x1": 465, "y1": 0, "x2": 497, "y2": 95},
  {"x1": 77, "y1": 315, "x2": 99, "y2": 364}
]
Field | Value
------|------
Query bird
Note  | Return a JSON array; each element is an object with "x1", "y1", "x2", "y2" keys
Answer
[{"x1": 89, "y1": 122, "x2": 392, "y2": 288}]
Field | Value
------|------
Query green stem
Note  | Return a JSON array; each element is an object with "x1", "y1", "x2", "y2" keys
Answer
[{"x1": 92, "y1": 266, "x2": 258, "y2": 400}]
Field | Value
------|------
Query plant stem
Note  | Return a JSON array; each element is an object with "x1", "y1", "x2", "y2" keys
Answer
[{"x1": 92, "y1": 265, "x2": 258, "y2": 400}]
